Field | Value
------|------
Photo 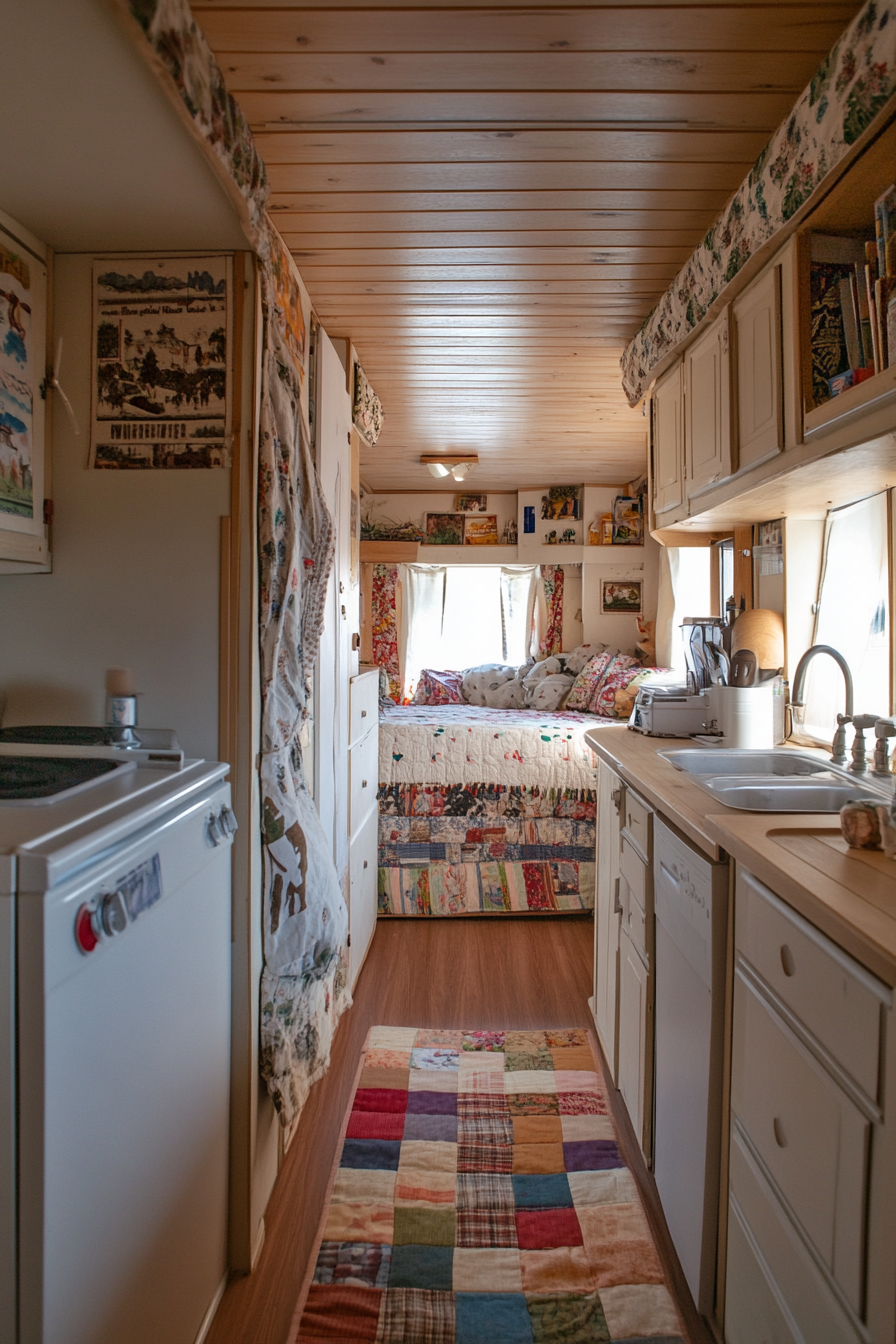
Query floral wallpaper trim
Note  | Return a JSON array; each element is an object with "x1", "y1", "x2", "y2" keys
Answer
[
  {"x1": 353, "y1": 358, "x2": 385, "y2": 447},
  {"x1": 620, "y1": 0, "x2": 896, "y2": 406},
  {"x1": 539, "y1": 565, "x2": 565, "y2": 657},
  {"x1": 124, "y1": 0, "x2": 350, "y2": 1129}
]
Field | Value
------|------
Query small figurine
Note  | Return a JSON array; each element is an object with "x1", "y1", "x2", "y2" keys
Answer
[
  {"x1": 840, "y1": 800, "x2": 883, "y2": 850},
  {"x1": 561, "y1": 528, "x2": 576, "y2": 543},
  {"x1": 546, "y1": 530, "x2": 557, "y2": 544},
  {"x1": 876, "y1": 801, "x2": 896, "y2": 858}
]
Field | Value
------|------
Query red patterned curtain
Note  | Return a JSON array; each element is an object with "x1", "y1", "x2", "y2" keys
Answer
[
  {"x1": 539, "y1": 565, "x2": 564, "y2": 656},
  {"x1": 372, "y1": 563, "x2": 402, "y2": 700}
]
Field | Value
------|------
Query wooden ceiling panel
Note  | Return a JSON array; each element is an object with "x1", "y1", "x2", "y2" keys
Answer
[{"x1": 198, "y1": 1, "x2": 865, "y2": 489}]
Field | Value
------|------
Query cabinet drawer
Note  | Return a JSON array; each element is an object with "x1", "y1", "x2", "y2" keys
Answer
[
  {"x1": 736, "y1": 867, "x2": 887, "y2": 1101},
  {"x1": 350, "y1": 729, "x2": 379, "y2": 832},
  {"x1": 726, "y1": 1127, "x2": 862, "y2": 1344},
  {"x1": 350, "y1": 671, "x2": 380, "y2": 747},
  {"x1": 621, "y1": 788, "x2": 651, "y2": 862},
  {"x1": 731, "y1": 970, "x2": 870, "y2": 1312},
  {"x1": 619, "y1": 833, "x2": 648, "y2": 913}
]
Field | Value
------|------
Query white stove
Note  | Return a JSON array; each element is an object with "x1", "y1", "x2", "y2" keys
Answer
[{"x1": 0, "y1": 731, "x2": 236, "y2": 1344}]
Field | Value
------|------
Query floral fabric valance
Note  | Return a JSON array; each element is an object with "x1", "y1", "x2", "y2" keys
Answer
[
  {"x1": 353, "y1": 358, "x2": 385, "y2": 447},
  {"x1": 621, "y1": 0, "x2": 896, "y2": 405}
]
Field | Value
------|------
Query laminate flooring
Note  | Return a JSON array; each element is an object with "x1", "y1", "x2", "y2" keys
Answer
[{"x1": 206, "y1": 915, "x2": 711, "y2": 1344}]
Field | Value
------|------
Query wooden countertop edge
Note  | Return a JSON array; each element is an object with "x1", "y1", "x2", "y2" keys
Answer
[{"x1": 705, "y1": 812, "x2": 896, "y2": 987}]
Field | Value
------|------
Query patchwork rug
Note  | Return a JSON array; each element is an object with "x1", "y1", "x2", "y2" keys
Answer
[{"x1": 295, "y1": 1027, "x2": 686, "y2": 1343}]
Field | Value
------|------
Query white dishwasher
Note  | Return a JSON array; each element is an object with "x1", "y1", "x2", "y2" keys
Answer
[{"x1": 653, "y1": 816, "x2": 728, "y2": 1320}]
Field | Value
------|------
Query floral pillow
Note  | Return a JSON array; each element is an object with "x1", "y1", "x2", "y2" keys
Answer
[
  {"x1": 589, "y1": 659, "x2": 672, "y2": 718},
  {"x1": 564, "y1": 649, "x2": 618, "y2": 711},
  {"x1": 411, "y1": 669, "x2": 465, "y2": 705}
]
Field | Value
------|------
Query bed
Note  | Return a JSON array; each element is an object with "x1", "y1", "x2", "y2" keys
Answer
[{"x1": 377, "y1": 702, "x2": 604, "y2": 917}]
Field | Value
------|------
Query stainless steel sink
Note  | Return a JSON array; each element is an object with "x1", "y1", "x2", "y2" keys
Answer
[
  {"x1": 659, "y1": 748, "x2": 893, "y2": 812},
  {"x1": 659, "y1": 749, "x2": 830, "y2": 777}
]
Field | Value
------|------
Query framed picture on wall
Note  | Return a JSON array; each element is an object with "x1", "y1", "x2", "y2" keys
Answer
[
  {"x1": 0, "y1": 208, "x2": 48, "y2": 568},
  {"x1": 464, "y1": 514, "x2": 498, "y2": 545},
  {"x1": 602, "y1": 580, "x2": 642, "y2": 614},
  {"x1": 455, "y1": 493, "x2": 487, "y2": 512},
  {"x1": 423, "y1": 512, "x2": 466, "y2": 545}
]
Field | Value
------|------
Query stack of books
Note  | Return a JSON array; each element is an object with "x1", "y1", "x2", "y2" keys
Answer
[{"x1": 810, "y1": 187, "x2": 896, "y2": 404}]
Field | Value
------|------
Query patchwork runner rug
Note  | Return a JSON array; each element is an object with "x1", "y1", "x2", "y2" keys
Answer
[{"x1": 295, "y1": 1027, "x2": 687, "y2": 1343}]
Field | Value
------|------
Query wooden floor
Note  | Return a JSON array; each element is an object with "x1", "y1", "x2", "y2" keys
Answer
[{"x1": 206, "y1": 915, "x2": 710, "y2": 1344}]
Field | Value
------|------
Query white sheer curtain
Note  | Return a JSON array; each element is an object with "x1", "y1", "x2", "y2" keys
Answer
[
  {"x1": 398, "y1": 563, "x2": 540, "y2": 697},
  {"x1": 656, "y1": 546, "x2": 712, "y2": 675},
  {"x1": 797, "y1": 493, "x2": 890, "y2": 741}
]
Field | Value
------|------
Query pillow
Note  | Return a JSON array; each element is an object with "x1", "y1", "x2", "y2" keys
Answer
[
  {"x1": 523, "y1": 657, "x2": 563, "y2": 685},
  {"x1": 565, "y1": 649, "x2": 619, "y2": 711},
  {"x1": 589, "y1": 659, "x2": 673, "y2": 719},
  {"x1": 490, "y1": 676, "x2": 527, "y2": 709},
  {"x1": 524, "y1": 672, "x2": 575, "y2": 711},
  {"x1": 411, "y1": 668, "x2": 464, "y2": 705},
  {"x1": 563, "y1": 643, "x2": 606, "y2": 675},
  {"x1": 462, "y1": 664, "x2": 519, "y2": 706}
]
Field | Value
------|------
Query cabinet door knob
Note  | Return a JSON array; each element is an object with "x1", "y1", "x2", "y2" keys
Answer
[
  {"x1": 780, "y1": 944, "x2": 796, "y2": 977},
  {"x1": 362, "y1": 779, "x2": 368, "y2": 788},
  {"x1": 363, "y1": 859, "x2": 368, "y2": 869},
  {"x1": 361, "y1": 709, "x2": 367, "y2": 718},
  {"x1": 773, "y1": 1117, "x2": 787, "y2": 1149}
]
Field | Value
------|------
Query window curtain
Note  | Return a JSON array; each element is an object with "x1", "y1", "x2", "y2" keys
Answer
[
  {"x1": 399, "y1": 564, "x2": 447, "y2": 700},
  {"x1": 501, "y1": 566, "x2": 540, "y2": 662},
  {"x1": 797, "y1": 493, "x2": 890, "y2": 742},
  {"x1": 371, "y1": 563, "x2": 401, "y2": 701},
  {"x1": 538, "y1": 565, "x2": 565, "y2": 656},
  {"x1": 656, "y1": 546, "x2": 712, "y2": 675}
]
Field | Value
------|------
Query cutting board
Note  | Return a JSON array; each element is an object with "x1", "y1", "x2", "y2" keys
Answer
[{"x1": 731, "y1": 608, "x2": 784, "y2": 671}]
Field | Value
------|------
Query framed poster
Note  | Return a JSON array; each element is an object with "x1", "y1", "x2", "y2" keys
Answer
[
  {"x1": 602, "y1": 580, "x2": 643, "y2": 614},
  {"x1": 464, "y1": 514, "x2": 498, "y2": 545},
  {"x1": 90, "y1": 256, "x2": 232, "y2": 468},
  {"x1": 423, "y1": 512, "x2": 465, "y2": 545},
  {"x1": 455, "y1": 493, "x2": 487, "y2": 512},
  {"x1": 0, "y1": 209, "x2": 48, "y2": 564}
]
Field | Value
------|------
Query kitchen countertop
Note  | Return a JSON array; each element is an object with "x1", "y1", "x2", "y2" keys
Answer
[{"x1": 585, "y1": 725, "x2": 896, "y2": 988}]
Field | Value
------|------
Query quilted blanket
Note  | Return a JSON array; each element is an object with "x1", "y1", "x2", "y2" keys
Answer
[{"x1": 378, "y1": 706, "x2": 603, "y2": 917}]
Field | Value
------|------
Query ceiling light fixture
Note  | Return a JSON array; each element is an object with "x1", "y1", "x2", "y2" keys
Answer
[{"x1": 421, "y1": 454, "x2": 479, "y2": 482}]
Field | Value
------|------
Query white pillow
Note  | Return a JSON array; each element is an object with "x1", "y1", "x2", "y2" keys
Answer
[
  {"x1": 490, "y1": 677, "x2": 527, "y2": 709},
  {"x1": 462, "y1": 663, "x2": 519, "y2": 706},
  {"x1": 523, "y1": 657, "x2": 563, "y2": 685},
  {"x1": 562, "y1": 643, "x2": 607, "y2": 675}
]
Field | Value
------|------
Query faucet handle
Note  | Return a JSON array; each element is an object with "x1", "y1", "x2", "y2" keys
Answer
[
  {"x1": 875, "y1": 717, "x2": 896, "y2": 737},
  {"x1": 853, "y1": 713, "x2": 879, "y2": 731}
]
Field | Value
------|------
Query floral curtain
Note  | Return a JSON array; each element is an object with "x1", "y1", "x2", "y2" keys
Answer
[
  {"x1": 371, "y1": 563, "x2": 401, "y2": 700},
  {"x1": 621, "y1": 0, "x2": 896, "y2": 405},
  {"x1": 123, "y1": 0, "x2": 351, "y2": 1128},
  {"x1": 539, "y1": 565, "x2": 565, "y2": 657}
]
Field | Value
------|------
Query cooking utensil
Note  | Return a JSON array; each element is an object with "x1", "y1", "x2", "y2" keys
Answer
[{"x1": 729, "y1": 648, "x2": 758, "y2": 687}]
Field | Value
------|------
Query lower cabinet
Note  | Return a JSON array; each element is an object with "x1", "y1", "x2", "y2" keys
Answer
[
  {"x1": 724, "y1": 866, "x2": 896, "y2": 1344},
  {"x1": 593, "y1": 761, "x2": 623, "y2": 1081},
  {"x1": 617, "y1": 925, "x2": 652, "y2": 1156},
  {"x1": 348, "y1": 669, "x2": 380, "y2": 987}
]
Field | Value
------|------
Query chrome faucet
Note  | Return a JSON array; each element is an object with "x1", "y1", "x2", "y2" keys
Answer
[{"x1": 790, "y1": 644, "x2": 854, "y2": 766}]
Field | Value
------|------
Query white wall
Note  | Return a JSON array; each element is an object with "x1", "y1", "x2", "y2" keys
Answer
[{"x1": 0, "y1": 253, "x2": 230, "y2": 762}]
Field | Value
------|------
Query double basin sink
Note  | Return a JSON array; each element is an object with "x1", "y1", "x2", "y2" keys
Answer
[{"x1": 659, "y1": 748, "x2": 894, "y2": 813}]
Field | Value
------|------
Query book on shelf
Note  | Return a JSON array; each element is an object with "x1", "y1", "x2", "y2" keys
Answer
[{"x1": 875, "y1": 186, "x2": 896, "y2": 279}]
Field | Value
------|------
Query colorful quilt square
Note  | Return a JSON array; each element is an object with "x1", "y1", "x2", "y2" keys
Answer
[
  {"x1": 519, "y1": 1247, "x2": 596, "y2": 1295},
  {"x1": 504, "y1": 1071, "x2": 558, "y2": 1096},
  {"x1": 457, "y1": 1051, "x2": 505, "y2": 1075},
  {"x1": 507, "y1": 1092, "x2": 560, "y2": 1117},
  {"x1": 456, "y1": 1172, "x2": 514, "y2": 1211},
  {"x1": 457, "y1": 1142, "x2": 514, "y2": 1174},
  {"x1": 411, "y1": 1047, "x2": 460, "y2": 1071},
  {"x1": 558, "y1": 1091, "x2": 608, "y2": 1116},
  {"x1": 415, "y1": 1030, "x2": 465, "y2": 1049},
  {"x1": 457, "y1": 1067, "x2": 506, "y2": 1095},
  {"x1": 368, "y1": 1027, "x2": 418, "y2": 1051},
  {"x1": 359, "y1": 1067, "x2": 410, "y2": 1092},
  {"x1": 462, "y1": 1031, "x2": 505, "y2": 1052},
  {"x1": 512, "y1": 1117, "x2": 563, "y2": 1146},
  {"x1": 550, "y1": 1046, "x2": 597, "y2": 1072},
  {"x1": 376, "y1": 1288, "x2": 455, "y2": 1342},
  {"x1": 512, "y1": 1143, "x2": 566, "y2": 1175},
  {"x1": 403, "y1": 1113, "x2": 458, "y2": 1143},
  {"x1": 503, "y1": 1031, "x2": 548, "y2": 1053},
  {"x1": 457, "y1": 1092, "x2": 510, "y2": 1119},
  {"x1": 347, "y1": 1111, "x2": 407, "y2": 1142},
  {"x1": 331, "y1": 1169, "x2": 396, "y2": 1206},
  {"x1": 322, "y1": 1202, "x2": 393, "y2": 1247},
  {"x1": 563, "y1": 1140, "x2": 623, "y2": 1172},
  {"x1": 524, "y1": 1289, "x2": 610, "y2": 1342},
  {"x1": 353, "y1": 1088, "x2": 409, "y2": 1114},
  {"x1": 504, "y1": 1051, "x2": 554, "y2": 1072},
  {"x1": 544, "y1": 1029, "x2": 588, "y2": 1049},
  {"x1": 394, "y1": 1171, "x2": 456, "y2": 1207},
  {"x1": 456, "y1": 1207, "x2": 519, "y2": 1249},
  {"x1": 578, "y1": 1203, "x2": 664, "y2": 1289},
  {"x1": 598, "y1": 1283, "x2": 682, "y2": 1339},
  {"x1": 389, "y1": 1243, "x2": 455, "y2": 1290},
  {"x1": 457, "y1": 1115, "x2": 513, "y2": 1147},
  {"x1": 512, "y1": 1174, "x2": 573, "y2": 1209},
  {"x1": 313, "y1": 1241, "x2": 392, "y2": 1289},
  {"x1": 398, "y1": 1140, "x2": 458, "y2": 1175},
  {"x1": 561, "y1": 1115, "x2": 616, "y2": 1143},
  {"x1": 455, "y1": 1292, "x2": 534, "y2": 1344},
  {"x1": 406, "y1": 1090, "x2": 457, "y2": 1116},
  {"x1": 340, "y1": 1139, "x2": 402, "y2": 1172},
  {"x1": 408, "y1": 1070, "x2": 458, "y2": 1094},
  {"x1": 393, "y1": 1206, "x2": 457, "y2": 1248},
  {"x1": 567, "y1": 1169, "x2": 639, "y2": 1209},
  {"x1": 554, "y1": 1070, "x2": 600, "y2": 1096},
  {"x1": 452, "y1": 1248, "x2": 522, "y2": 1294},
  {"x1": 515, "y1": 1207, "x2": 583, "y2": 1251},
  {"x1": 365, "y1": 1049, "x2": 412, "y2": 1070},
  {"x1": 297, "y1": 1285, "x2": 382, "y2": 1342}
]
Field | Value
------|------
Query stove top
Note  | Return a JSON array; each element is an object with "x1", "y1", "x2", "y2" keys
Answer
[
  {"x1": 0, "y1": 756, "x2": 129, "y2": 803},
  {"x1": 0, "y1": 726, "x2": 184, "y2": 768}
]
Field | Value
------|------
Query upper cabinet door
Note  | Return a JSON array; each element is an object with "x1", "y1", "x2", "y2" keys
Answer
[
  {"x1": 685, "y1": 311, "x2": 731, "y2": 495},
  {"x1": 652, "y1": 362, "x2": 683, "y2": 516},
  {"x1": 734, "y1": 264, "x2": 784, "y2": 470}
]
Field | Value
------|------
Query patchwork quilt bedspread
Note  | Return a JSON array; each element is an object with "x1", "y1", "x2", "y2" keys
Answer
[{"x1": 378, "y1": 706, "x2": 602, "y2": 918}]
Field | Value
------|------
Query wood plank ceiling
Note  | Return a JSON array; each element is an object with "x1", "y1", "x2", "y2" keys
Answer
[{"x1": 194, "y1": 0, "x2": 862, "y2": 491}]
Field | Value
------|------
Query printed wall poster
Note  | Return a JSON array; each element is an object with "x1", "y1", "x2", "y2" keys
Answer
[
  {"x1": 464, "y1": 514, "x2": 498, "y2": 545},
  {"x1": 90, "y1": 256, "x2": 232, "y2": 468},
  {"x1": 541, "y1": 486, "x2": 581, "y2": 520},
  {"x1": 424, "y1": 512, "x2": 466, "y2": 545},
  {"x1": 602, "y1": 580, "x2": 643, "y2": 614},
  {"x1": 0, "y1": 218, "x2": 46, "y2": 536}
]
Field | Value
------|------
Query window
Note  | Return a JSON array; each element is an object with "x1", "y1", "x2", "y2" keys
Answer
[
  {"x1": 400, "y1": 564, "x2": 539, "y2": 697},
  {"x1": 655, "y1": 546, "x2": 712, "y2": 674},
  {"x1": 796, "y1": 493, "x2": 890, "y2": 742}
]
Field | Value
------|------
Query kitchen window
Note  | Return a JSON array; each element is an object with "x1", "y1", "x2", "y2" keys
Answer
[{"x1": 795, "y1": 493, "x2": 890, "y2": 742}]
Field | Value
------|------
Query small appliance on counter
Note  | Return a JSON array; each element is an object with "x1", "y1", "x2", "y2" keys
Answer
[{"x1": 628, "y1": 684, "x2": 710, "y2": 737}]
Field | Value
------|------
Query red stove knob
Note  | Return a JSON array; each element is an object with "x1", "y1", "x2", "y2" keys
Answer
[{"x1": 74, "y1": 904, "x2": 99, "y2": 954}]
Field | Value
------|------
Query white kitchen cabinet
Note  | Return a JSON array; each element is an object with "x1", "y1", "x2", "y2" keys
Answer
[
  {"x1": 593, "y1": 761, "x2": 623, "y2": 1081},
  {"x1": 347, "y1": 669, "x2": 380, "y2": 987},
  {"x1": 651, "y1": 361, "x2": 684, "y2": 516},
  {"x1": 685, "y1": 308, "x2": 731, "y2": 495},
  {"x1": 725, "y1": 866, "x2": 895, "y2": 1344},
  {"x1": 733, "y1": 262, "x2": 783, "y2": 470},
  {"x1": 618, "y1": 923, "x2": 652, "y2": 1156}
]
